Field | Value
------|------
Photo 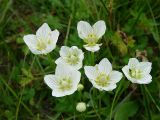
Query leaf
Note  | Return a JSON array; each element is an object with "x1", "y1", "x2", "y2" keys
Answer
[{"x1": 114, "y1": 101, "x2": 139, "y2": 120}]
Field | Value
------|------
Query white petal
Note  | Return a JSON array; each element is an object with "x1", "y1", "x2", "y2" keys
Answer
[
  {"x1": 91, "y1": 81, "x2": 116, "y2": 91},
  {"x1": 122, "y1": 65, "x2": 133, "y2": 80},
  {"x1": 77, "y1": 21, "x2": 92, "y2": 39},
  {"x1": 83, "y1": 44, "x2": 101, "y2": 52},
  {"x1": 55, "y1": 57, "x2": 82, "y2": 70},
  {"x1": 98, "y1": 58, "x2": 112, "y2": 75},
  {"x1": 23, "y1": 34, "x2": 42, "y2": 54},
  {"x1": 55, "y1": 57, "x2": 64, "y2": 65},
  {"x1": 44, "y1": 44, "x2": 56, "y2": 54},
  {"x1": 55, "y1": 64, "x2": 74, "y2": 76},
  {"x1": 93, "y1": 20, "x2": 106, "y2": 39},
  {"x1": 36, "y1": 23, "x2": 51, "y2": 38},
  {"x1": 50, "y1": 29, "x2": 59, "y2": 44},
  {"x1": 128, "y1": 58, "x2": 139, "y2": 69},
  {"x1": 122, "y1": 65, "x2": 152, "y2": 84},
  {"x1": 52, "y1": 68, "x2": 81, "y2": 97},
  {"x1": 84, "y1": 66, "x2": 98, "y2": 80},
  {"x1": 70, "y1": 61, "x2": 82, "y2": 70},
  {"x1": 23, "y1": 34, "x2": 37, "y2": 47},
  {"x1": 133, "y1": 74, "x2": 152, "y2": 84},
  {"x1": 138, "y1": 62, "x2": 152, "y2": 75},
  {"x1": 70, "y1": 70, "x2": 81, "y2": 89},
  {"x1": 60, "y1": 46, "x2": 70, "y2": 57},
  {"x1": 103, "y1": 84, "x2": 117, "y2": 91},
  {"x1": 52, "y1": 90, "x2": 66, "y2": 97},
  {"x1": 44, "y1": 74, "x2": 56, "y2": 89},
  {"x1": 61, "y1": 70, "x2": 81, "y2": 96},
  {"x1": 109, "y1": 71, "x2": 123, "y2": 83}
]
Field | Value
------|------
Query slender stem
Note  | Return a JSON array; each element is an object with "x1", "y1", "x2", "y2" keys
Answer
[
  {"x1": 36, "y1": 55, "x2": 45, "y2": 74},
  {"x1": 15, "y1": 87, "x2": 24, "y2": 120},
  {"x1": 91, "y1": 52, "x2": 95, "y2": 65},
  {"x1": 89, "y1": 87, "x2": 102, "y2": 120},
  {"x1": 109, "y1": 82, "x2": 122, "y2": 120}
]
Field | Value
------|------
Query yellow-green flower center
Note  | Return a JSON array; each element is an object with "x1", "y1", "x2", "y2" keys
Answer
[
  {"x1": 129, "y1": 69, "x2": 142, "y2": 79},
  {"x1": 64, "y1": 53, "x2": 79, "y2": 65},
  {"x1": 57, "y1": 77, "x2": 72, "y2": 91},
  {"x1": 95, "y1": 73, "x2": 110, "y2": 87},
  {"x1": 36, "y1": 38, "x2": 52, "y2": 51},
  {"x1": 36, "y1": 40, "x2": 47, "y2": 51},
  {"x1": 84, "y1": 33, "x2": 98, "y2": 46}
]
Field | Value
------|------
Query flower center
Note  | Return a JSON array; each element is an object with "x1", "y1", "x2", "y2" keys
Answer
[
  {"x1": 57, "y1": 77, "x2": 72, "y2": 91},
  {"x1": 36, "y1": 39, "x2": 47, "y2": 51},
  {"x1": 129, "y1": 69, "x2": 143, "y2": 79},
  {"x1": 84, "y1": 33, "x2": 98, "y2": 46},
  {"x1": 64, "y1": 53, "x2": 79, "y2": 65},
  {"x1": 95, "y1": 73, "x2": 110, "y2": 87}
]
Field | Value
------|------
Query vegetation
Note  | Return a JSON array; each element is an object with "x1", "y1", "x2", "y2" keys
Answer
[{"x1": 0, "y1": 0, "x2": 160, "y2": 119}]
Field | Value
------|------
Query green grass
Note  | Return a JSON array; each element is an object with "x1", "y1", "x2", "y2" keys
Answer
[{"x1": 0, "y1": 0, "x2": 160, "y2": 119}]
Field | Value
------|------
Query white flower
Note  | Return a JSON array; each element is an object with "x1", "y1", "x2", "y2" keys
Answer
[
  {"x1": 84, "y1": 58, "x2": 122, "y2": 91},
  {"x1": 76, "y1": 102, "x2": 86, "y2": 112},
  {"x1": 77, "y1": 20, "x2": 106, "y2": 52},
  {"x1": 122, "y1": 58, "x2": 152, "y2": 84},
  {"x1": 23, "y1": 23, "x2": 59, "y2": 54},
  {"x1": 55, "y1": 46, "x2": 84, "y2": 70},
  {"x1": 44, "y1": 64, "x2": 81, "y2": 97}
]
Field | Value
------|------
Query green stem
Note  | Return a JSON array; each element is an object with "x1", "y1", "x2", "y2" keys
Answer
[
  {"x1": 109, "y1": 82, "x2": 122, "y2": 120},
  {"x1": 91, "y1": 52, "x2": 95, "y2": 65},
  {"x1": 89, "y1": 87, "x2": 102, "y2": 120},
  {"x1": 36, "y1": 55, "x2": 45, "y2": 74}
]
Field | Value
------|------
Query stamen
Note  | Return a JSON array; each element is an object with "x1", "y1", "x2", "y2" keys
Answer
[{"x1": 95, "y1": 73, "x2": 110, "y2": 87}]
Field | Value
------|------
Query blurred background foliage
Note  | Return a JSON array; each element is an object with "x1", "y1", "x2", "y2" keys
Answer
[{"x1": 0, "y1": 0, "x2": 160, "y2": 120}]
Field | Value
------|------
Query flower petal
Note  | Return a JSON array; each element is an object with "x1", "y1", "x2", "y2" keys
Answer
[
  {"x1": 44, "y1": 74, "x2": 56, "y2": 89},
  {"x1": 122, "y1": 65, "x2": 132, "y2": 80},
  {"x1": 91, "y1": 81, "x2": 116, "y2": 91},
  {"x1": 103, "y1": 84, "x2": 117, "y2": 91},
  {"x1": 138, "y1": 62, "x2": 152, "y2": 75},
  {"x1": 36, "y1": 23, "x2": 51, "y2": 38},
  {"x1": 84, "y1": 66, "x2": 98, "y2": 80},
  {"x1": 109, "y1": 71, "x2": 123, "y2": 83},
  {"x1": 55, "y1": 57, "x2": 82, "y2": 70},
  {"x1": 23, "y1": 34, "x2": 42, "y2": 54},
  {"x1": 83, "y1": 44, "x2": 101, "y2": 52},
  {"x1": 55, "y1": 64, "x2": 73, "y2": 76},
  {"x1": 133, "y1": 74, "x2": 152, "y2": 84},
  {"x1": 60, "y1": 46, "x2": 70, "y2": 57},
  {"x1": 23, "y1": 34, "x2": 37, "y2": 47},
  {"x1": 53, "y1": 67, "x2": 81, "y2": 97},
  {"x1": 93, "y1": 20, "x2": 106, "y2": 39},
  {"x1": 122, "y1": 65, "x2": 152, "y2": 84},
  {"x1": 128, "y1": 58, "x2": 139, "y2": 69},
  {"x1": 70, "y1": 70, "x2": 81, "y2": 89},
  {"x1": 77, "y1": 21, "x2": 92, "y2": 39},
  {"x1": 98, "y1": 58, "x2": 112, "y2": 75},
  {"x1": 50, "y1": 29, "x2": 59, "y2": 45}
]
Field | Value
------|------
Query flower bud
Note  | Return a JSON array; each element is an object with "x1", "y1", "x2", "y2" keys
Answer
[
  {"x1": 76, "y1": 102, "x2": 86, "y2": 112},
  {"x1": 77, "y1": 83, "x2": 84, "y2": 91}
]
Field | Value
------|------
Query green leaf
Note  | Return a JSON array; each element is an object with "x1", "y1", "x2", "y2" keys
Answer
[{"x1": 114, "y1": 101, "x2": 139, "y2": 120}]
